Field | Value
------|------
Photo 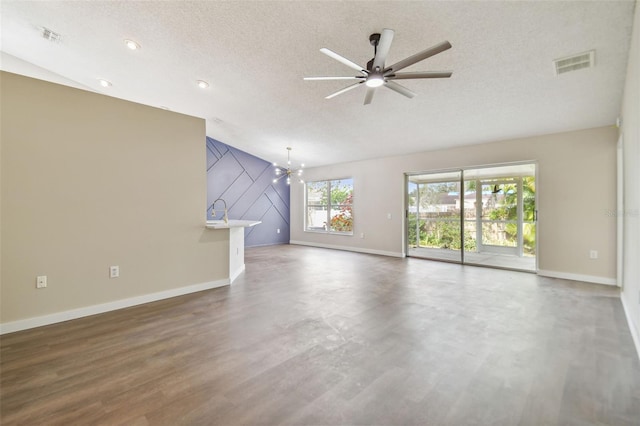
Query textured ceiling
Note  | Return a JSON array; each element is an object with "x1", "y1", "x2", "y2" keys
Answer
[{"x1": 0, "y1": 1, "x2": 635, "y2": 167}]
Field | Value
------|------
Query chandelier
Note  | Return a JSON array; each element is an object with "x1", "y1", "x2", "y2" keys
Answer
[{"x1": 273, "y1": 147, "x2": 304, "y2": 185}]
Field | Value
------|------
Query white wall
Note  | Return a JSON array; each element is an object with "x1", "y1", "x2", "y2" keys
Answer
[
  {"x1": 291, "y1": 126, "x2": 618, "y2": 283},
  {"x1": 1, "y1": 72, "x2": 228, "y2": 332},
  {"x1": 620, "y1": 2, "x2": 640, "y2": 354}
]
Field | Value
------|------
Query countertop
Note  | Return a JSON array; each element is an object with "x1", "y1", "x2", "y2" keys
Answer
[{"x1": 205, "y1": 220, "x2": 262, "y2": 229}]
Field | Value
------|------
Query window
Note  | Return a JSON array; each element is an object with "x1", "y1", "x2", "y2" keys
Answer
[{"x1": 305, "y1": 178, "x2": 353, "y2": 234}]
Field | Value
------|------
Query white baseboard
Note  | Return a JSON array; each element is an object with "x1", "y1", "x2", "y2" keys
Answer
[
  {"x1": 0, "y1": 278, "x2": 229, "y2": 335},
  {"x1": 230, "y1": 264, "x2": 245, "y2": 283},
  {"x1": 289, "y1": 240, "x2": 404, "y2": 258},
  {"x1": 537, "y1": 270, "x2": 617, "y2": 286},
  {"x1": 246, "y1": 242, "x2": 288, "y2": 248},
  {"x1": 621, "y1": 293, "x2": 640, "y2": 362}
]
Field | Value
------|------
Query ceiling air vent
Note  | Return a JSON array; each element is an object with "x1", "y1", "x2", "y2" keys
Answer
[
  {"x1": 553, "y1": 50, "x2": 594, "y2": 76},
  {"x1": 41, "y1": 27, "x2": 61, "y2": 43}
]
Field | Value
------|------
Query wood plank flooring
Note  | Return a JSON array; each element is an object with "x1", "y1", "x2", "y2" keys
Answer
[{"x1": 1, "y1": 245, "x2": 639, "y2": 425}]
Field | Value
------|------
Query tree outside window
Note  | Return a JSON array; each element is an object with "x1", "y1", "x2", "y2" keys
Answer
[
  {"x1": 408, "y1": 176, "x2": 535, "y2": 255},
  {"x1": 305, "y1": 178, "x2": 353, "y2": 234}
]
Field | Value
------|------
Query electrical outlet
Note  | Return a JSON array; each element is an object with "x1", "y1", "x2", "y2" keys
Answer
[
  {"x1": 589, "y1": 250, "x2": 598, "y2": 259},
  {"x1": 387, "y1": 213, "x2": 392, "y2": 220},
  {"x1": 360, "y1": 233, "x2": 365, "y2": 239},
  {"x1": 36, "y1": 276, "x2": 47, "y2": 289},
  {"x1": 277, "y1": 228, "x2": 280, "y2": 234},
  {"x1": 110, "y1": 266, "x2": 119, "y2": 278}
]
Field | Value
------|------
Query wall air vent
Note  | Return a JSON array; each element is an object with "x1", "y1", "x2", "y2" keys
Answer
[
  {"x1": 553, "y1": 50, "x2": 595, "y2": 75},
  {"x1": 41, "y1": 27, "x2": 61, "y2": 43}
]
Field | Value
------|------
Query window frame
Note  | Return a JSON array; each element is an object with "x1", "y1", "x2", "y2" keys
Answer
[{"x1": 304, "y1": 178, "x2": 354, "y2": 235}]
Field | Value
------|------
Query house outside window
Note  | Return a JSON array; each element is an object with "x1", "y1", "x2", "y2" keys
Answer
[{"x1": 305, "y1": 178, "x2": 353, "y2": 234}]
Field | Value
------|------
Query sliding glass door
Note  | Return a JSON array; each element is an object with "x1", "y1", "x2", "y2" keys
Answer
[
  {"x1": 478, "y1": 179, "x2": 520, "y2": 256},
  {"x1": 406, "y1": 164, "x2": 536, "y2": 271},
  {"x1": 407, "y1": 171, "x2": 463, "y2": 263}
]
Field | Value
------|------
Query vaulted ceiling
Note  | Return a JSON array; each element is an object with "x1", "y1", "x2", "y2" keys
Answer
[{"x1": 1, "y1": 1, "x2": 635, "y2": 167}]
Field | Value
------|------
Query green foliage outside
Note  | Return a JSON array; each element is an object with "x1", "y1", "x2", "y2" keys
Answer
[
  {"x1": 330, "y1": 193, "x2": 353, "y2": 232},
  {"x1": 408, "y1": 216, "x2": 476, "y2": 251},
  {"x1": 309, "y1": 180, "x2": 352, "y2": 205},
  {"x1": 329, "y1": 183, "x2": 351, "y2": 205},
  {"x1": 483, "y1": 177, "x2": 536, "y2": 255},
  {"x1": 408, "y1": 177, "x2": 536, "y2": 255},
  {"x1": 308, "y1": 179, "x2": 353, "y2": 232}
]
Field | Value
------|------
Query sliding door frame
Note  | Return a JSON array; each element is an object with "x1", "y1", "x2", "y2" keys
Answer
[
  {"x1": 404, "y1": 160, "x2": 538, "y2": 272},
  {"x1": 404, "y1": 169, "x2": 464, "y2": 264}
]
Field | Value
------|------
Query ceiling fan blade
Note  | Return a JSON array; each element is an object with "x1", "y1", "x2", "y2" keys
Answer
[
  {"x1": 372, "y1": 28, "x2": 394, "y2": 70},
  {"x1": 384, "y1": 81, "x2": 416, "y2": 98},
  {"x1": 384, "y1": 41, "x2": 452, "y2": 74},
  {"x1": 304, "y1": 76, "x2": 363, "y2": 81},
  {"x1": 363, "y1": 87, "x2": 376, "y2": 105},
  {"x1": 325, "y1": 81, "x2": 364, "y2": 99},
  {"x1": 386, "y1": 71, "x2": 453, "y2": 79},
  {"x1": 320, "y1": 48, "x2": 367, "y2": 74}
]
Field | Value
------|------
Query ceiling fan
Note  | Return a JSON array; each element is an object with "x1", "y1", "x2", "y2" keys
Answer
[{"x1": 304, "y1": 29, "x2": 452, "y2": 105}]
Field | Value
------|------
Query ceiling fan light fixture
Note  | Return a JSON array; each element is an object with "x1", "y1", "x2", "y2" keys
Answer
[
  {"x1": 305, "y1": 29, "x2": 452, "y2": 104},
  {"x1": 365, "y1": 74, "x2": 384, "y2": 88}
]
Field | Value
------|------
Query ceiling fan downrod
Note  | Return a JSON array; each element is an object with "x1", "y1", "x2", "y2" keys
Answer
[{"x1": 367, "y1": 33, "x2": 381, "y2": 72}]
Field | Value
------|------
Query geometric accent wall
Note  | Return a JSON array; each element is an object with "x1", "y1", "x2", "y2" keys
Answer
[{"x1": 206, "y1": 137, "x2": 290, "y2": 247}]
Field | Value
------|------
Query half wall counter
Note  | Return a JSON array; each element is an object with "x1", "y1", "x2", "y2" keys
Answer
[{"x1": 205, "y1": 220, "x2": 261, "y2": 283}]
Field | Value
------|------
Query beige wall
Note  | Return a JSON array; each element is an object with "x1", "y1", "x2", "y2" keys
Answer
[
  {"x1": 1, "y1": 72, "x2": 227, "y2": 326},
  {"x1": 620, "y1": 2, "x2": 640, "y2": 345},
  {"x1": 291, "y1": 126, "x2": 618, "y2": 281}
]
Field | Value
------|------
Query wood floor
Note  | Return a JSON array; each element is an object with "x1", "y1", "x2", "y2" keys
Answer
[{"x1": 1, "y1": 245, "x2": 639, "y2": 425}]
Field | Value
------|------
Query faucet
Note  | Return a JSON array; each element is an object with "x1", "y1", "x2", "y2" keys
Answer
[{"x1": 211, "y1": 198, "x2": 228, "y2": 224}]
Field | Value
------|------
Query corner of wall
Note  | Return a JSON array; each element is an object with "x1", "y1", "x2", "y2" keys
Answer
[
  {"x1": 206, "y1": 137, "x2": 290, "y2": 247},
  {"x1": 619, "y1": 0, "x2": 640, "y2": 359}
]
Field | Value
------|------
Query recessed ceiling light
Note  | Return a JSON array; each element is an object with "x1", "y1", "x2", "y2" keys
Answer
[
  {"x1": 98, "y1": 79, "x2": 112, "y2": 88},
  {"x1": 124, "y1": 39, "x2": 140, "y2": 50},
  {"x1": 197, "y1": 80, "x2": 209, "y2": 89}
]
